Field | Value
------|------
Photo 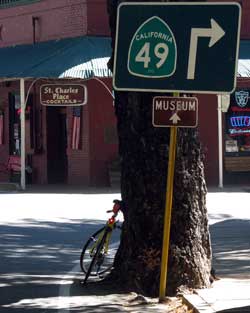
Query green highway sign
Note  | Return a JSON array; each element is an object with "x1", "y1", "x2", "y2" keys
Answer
[{"x1": 113, "y1": 2, "x2": 241, "y2": 94}]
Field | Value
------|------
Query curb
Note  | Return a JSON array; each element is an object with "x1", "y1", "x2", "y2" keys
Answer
[{"x1": 183, "y1": 293, "x2": 216, "y2": 313}]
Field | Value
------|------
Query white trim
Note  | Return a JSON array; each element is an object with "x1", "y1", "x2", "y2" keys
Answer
[{"x1": 217, "y1": 95, "x2": 223, "y2": 188}]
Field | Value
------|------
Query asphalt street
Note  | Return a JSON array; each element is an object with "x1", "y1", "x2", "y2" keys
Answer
[
  {"x1": 0, "y1": 191, "x2": 121, "y2": 312},
  {"x1": 0, "y1": 188, "x2": 249, "y2": 312}
]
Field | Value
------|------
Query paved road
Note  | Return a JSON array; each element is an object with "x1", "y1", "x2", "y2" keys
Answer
[
  {"x1": 0, "y1": 189, "x2": 249, "y2": 312},
  {"x1": 0, "y1": 191, "x2": 121, "y2": 312}
]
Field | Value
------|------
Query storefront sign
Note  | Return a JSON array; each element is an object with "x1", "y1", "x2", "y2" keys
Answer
[
  {"x1": 225, "y1": 89, "x2": 250, "y2": 154},
  {"x1": 40, "y1": 84, "x2": 87, "y2": 106},
  {"x1": 227, "y1": 89, "x2": 250, "y2": 136},
  {"x1": 235, "y1": 90, "x2": 249, "y2": 108},
  {"x1": 225, "y1": 140, "x2": 238, "y2": 152}
]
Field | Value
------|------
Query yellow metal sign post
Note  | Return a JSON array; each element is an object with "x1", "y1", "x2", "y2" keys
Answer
[
  {"x1": 159, "y1": 93, "x2": 178, "y2": 302},
  {"x1": 156, "y1": 91, "x2": 198, "y2": 301},
  {"x1": 159, "y1": 126, "x2": 177, "y2": 301}
]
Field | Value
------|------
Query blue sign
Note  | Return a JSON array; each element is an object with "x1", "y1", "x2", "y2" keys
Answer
[{"x1": 113, "y1": 2, "x2": 241, "y2": 94}]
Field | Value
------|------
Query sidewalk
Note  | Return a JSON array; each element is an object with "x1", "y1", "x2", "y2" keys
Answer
[
  {"x1": 185, "y1": 279, "x2": 250, "y2": 313},
  {"x1": 184, "y1": 190, "x2": 250, "y2": 313}
]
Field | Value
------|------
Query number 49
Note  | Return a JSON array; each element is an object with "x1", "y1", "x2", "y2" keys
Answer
[{"x1": 135, "y1": 42, "x2": 169, "y2": 69}]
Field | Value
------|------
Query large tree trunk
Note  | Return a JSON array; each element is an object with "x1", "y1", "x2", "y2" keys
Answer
[{"x1": 107, "y1": 0, "x2": 212, "y2": 297}]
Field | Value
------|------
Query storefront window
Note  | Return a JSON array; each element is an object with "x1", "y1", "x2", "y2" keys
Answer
[{"x1": 225, "y1": 89, "x2": 250, "y2": 155}]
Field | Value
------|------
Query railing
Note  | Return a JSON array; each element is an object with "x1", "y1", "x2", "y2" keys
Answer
[{"x1": 0, "y1": 0, "x2": 40, "y2": 8}]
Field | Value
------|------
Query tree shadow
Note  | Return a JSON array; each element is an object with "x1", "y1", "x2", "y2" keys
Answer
[
  {"x1": 216, "y1": 305, "x2": 250, "y2": 312},
  {"x1": 210, "y1": 219, "x2": 250, "y2": 278},
  {"x1": 208, "y1": 213, "x2": 233, "y2": 224},
  {"x1": 0, "y1": 218, "x2": 123, "y2": 312}
]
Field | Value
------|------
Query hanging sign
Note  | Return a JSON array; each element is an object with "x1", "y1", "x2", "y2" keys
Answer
[{"x1": 40, "y1": 84, "x2": 87, "y2": 106}]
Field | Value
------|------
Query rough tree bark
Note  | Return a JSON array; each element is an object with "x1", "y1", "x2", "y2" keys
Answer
[{"x1": 106, "y1": 0, "x2": 212, "y2": 297}]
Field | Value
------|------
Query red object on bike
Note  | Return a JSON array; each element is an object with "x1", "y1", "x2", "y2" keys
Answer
[
  {"x1": 108, "y1": 217, "x2": 115, "y2": 224},
  {"x1": 113, "y1": 203, "x2": 120, "y2": 214}
]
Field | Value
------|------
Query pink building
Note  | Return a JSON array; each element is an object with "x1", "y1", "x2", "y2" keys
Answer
[
  {"x1": 0, "y1": 0, "x2": 119, "y2": 187},
  {"x1": 1, "y1": 0, "x2": 250, "y2": 188},
  {"x1": 0, "y1": 0, "x2": 109, "y2": 47}
]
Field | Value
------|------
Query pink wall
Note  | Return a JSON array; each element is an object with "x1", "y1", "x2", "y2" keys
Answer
[
  {"x1": 88, "y1": 78, "x2": 118, "y2": 186},
  {"x1": 0, "y1": 0, "x2": 110, "y2": 48},
  {"x1": 87, "y1": 0, "x2": 110, "y2": 36},
  {"x1": 241, "y1": 1, "x2": 250, "y2": 39},
  {"x1": 197, "y1": 94, "x2": 219, "y2": 186},
  {"x1": 0, "y1": 0, "x2": 88, "y2": 47}
]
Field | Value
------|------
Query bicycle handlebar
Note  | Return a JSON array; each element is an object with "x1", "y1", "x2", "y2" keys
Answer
[{"x1": 106, "y1": 199, "x2": 123, "y2": 215}]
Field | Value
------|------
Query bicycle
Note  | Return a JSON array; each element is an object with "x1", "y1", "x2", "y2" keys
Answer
[{"x1": 80, "y1": 199, "x2": 123, "y2": 284}]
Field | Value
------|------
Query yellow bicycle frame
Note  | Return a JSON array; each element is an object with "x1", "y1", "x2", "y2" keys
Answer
[{"x1": 89, "y1": 220, "x2": 116, "y2": 256}]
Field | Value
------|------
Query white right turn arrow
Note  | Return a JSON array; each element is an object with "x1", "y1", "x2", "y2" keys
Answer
[{"x1": 187, "y1": 19, "x2": 226, "y2": 80}]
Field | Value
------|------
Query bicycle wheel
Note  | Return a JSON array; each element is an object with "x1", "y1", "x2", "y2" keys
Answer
[
  {"x1": 82, "y1": 231, "x2": 107, "y2": 284},
  {"x1": 80, "y1": 224, "x2": 121, "y2": 278}
]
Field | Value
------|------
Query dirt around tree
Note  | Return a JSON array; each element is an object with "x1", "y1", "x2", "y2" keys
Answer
[{"x1": 74, "y1": 279, "x2": 194, "y2": 313}]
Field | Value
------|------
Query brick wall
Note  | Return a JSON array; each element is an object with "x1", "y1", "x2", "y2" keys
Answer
[
  {"x1": 86, "y1": 0, "x2": 110, "y2": 36},
  {"x1": 0, "y1": 0, "x2": 88, "y2": 47},
  {"x1": 241, "y1": 0, "x2": 250, "y2": 39},
  {"x1": 67, "y1": 98, "x2": 91, "y2": 185},
  {"x1": 88, "y1": 78, "x2": 118, "y2": 186},
  {"x1": 197, "y1": 94, "x2": 219, "y2": 186},
  {"x1": 67, "y1": 78, "x2": 118, "y2": 186}
]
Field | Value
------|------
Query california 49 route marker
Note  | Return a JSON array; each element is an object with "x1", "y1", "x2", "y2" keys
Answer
[{"x1": 113, "y1": 2, "x2": 241, "y2": 94}]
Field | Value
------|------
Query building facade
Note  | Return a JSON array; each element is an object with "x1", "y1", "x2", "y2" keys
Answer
[
  {"x1": 0, "y1": 0, "x2": 250, "y2": 187},
  {"x1": 0, "y1": 0, "x2": 118, "y2": 187}
]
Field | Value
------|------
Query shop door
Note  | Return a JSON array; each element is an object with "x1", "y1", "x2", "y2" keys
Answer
[{"x1": 46, "y1": 107, "x2": 68, "y2": 183}]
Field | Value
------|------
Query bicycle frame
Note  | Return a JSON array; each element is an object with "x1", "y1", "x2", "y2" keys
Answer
[
  {"x1": 80, "y1": 199, "x2": 123, "y2": 284},
  {"x1": 89, "y1": 215, "x2": 117, "y2": 256}
]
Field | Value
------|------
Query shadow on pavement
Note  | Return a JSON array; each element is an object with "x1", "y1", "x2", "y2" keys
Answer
[
  {"x1": 0, "y1": 218, "x2": 116, "y2": 312},
  {"x1": 216, "y1": 306, "x2": 250, "y2": 312},
  {"x1": 0, "y1": 216, "x2": 168, "y2": 313},
  {"x1": 210, "y1": 218, "x2": 250, "y2": 278}
]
